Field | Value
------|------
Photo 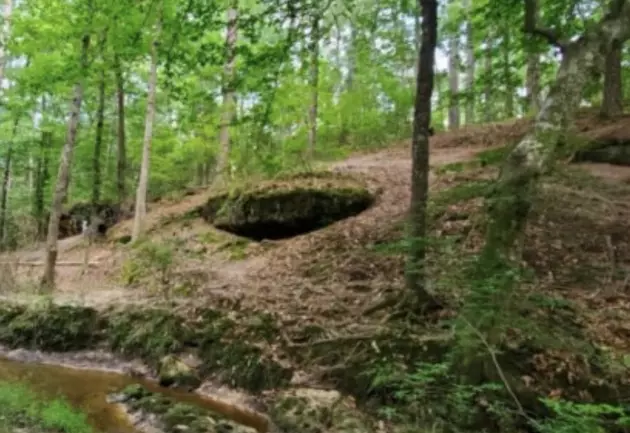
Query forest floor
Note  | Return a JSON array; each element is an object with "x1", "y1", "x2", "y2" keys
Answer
[{"x1": 2, "y1": 111, "x2": 630, "y2": 362}]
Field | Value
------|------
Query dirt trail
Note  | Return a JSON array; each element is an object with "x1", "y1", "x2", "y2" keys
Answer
[{"x1": 5, "y1": 113, "x2": 630, "y2": 315}]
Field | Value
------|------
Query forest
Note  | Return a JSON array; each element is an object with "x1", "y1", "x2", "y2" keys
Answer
[{"x1": 0, "y1": 0, "x2": 628, "y2": 432}]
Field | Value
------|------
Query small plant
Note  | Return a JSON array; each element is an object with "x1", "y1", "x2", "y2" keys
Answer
[
  {"x1": 119, "y1": 240, "x2": 176, "y2": 298},
  {"x1": 537, "y1": 399, "x2": 630, "y2": 433},
  {"x1": 0, "y1": 381, "x2": 92, "y2": 433}
]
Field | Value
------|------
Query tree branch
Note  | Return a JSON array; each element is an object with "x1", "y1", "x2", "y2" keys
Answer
[{"x1": 524, "y1": 0, "x2": 568, "y2": 52}]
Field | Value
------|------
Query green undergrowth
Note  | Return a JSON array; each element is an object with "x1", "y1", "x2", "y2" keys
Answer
[
  {"x1": 0, "y1": 302, "x2": 291, "y2": 392},
  {"x1": 0, "y1": 381, "x2": 92, "y2": 433}
]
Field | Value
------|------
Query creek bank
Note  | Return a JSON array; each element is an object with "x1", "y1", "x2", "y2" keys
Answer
[{"x1": 0, "y1": 301, "x2": 292, "y2": 392}]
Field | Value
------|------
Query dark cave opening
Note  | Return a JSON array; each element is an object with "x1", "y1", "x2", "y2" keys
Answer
[{"x1": 202, "y1": 186, "x2": 375, "y2": 241}]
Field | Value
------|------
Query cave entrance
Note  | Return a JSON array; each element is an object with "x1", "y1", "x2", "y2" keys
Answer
[{"x1": 200, "y1": 178, "x2": 375, "y2": 241}]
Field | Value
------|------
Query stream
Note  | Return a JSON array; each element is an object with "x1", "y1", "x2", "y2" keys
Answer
[{"x1": 0, "y1": 356, "x2": 265, "y2": 433}]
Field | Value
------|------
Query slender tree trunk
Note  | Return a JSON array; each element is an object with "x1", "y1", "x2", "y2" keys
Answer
[
  {"x1": 503, "y1": 31, "x2": 514, "y2": 118},
  {"x1": 131, "y1": 18, "x2": 161, "y2": 242},
  {"x1": 307, "y1": 13, "x2": 320, "y2": 159},
  {"x1": 601, "y1": 40, "x2": 624, "y2": 117},
  {"x1": 41, "y1": 34, "x2": 91, "y2": 290},
  {"x1": 525, "y1": 0, "x2": 541, "y2": 114},
  {"x1": 92, "y1": 40, "x2": 107, "y2": 208},
  {"x1": 526, "y1": 53, "x2": 541, "y2": 113},
  {"x1": 0, "y1": 118, "x2": 18, "y2": 248},
  {"x1": 0, "y1": 0, "x2": 13, "y2": 88},
  {"x1": 34, "y1": 130, "x2": 52, "y2": 240},
  {"x1": 483, "y1": 1, "x2": 630, "y2": 264},
  {"x1": 214, "y1": 0, "x2": 238, "y2": 184},
  {"x1": 406, "y1": 0, "x2": 438, "y2": 306},
  {"x1": 114, "y1": 54, "x2": 127, "y2": 204},
  {"x1": 483, "y1": 37, "x2": 494, "y2": 122},
  {"x1": 462, "y1": 0, "x2": 475, "y2": 124},
  {"x1": 448, "y1": 34, "x2": 460, "y2": 129}
]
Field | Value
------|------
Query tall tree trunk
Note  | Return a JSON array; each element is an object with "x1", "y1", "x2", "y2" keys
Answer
[
  {"x1": 483, "y1": 37, "x2": 494, "y2": 122},
  {"x1": 503, "y1": 31, "x2": 514, "y2": 118},
  {"x1": 601, "y1": 40, "x2": 623, "y2": 117},
  {"x1": 0, "y1": 0, "x2": 13, "y2": 88},
  {"x1": 307, "y1": 12, "x2": 320, "y2": 159},
  {"x1": 525, "y1": 0, "x2": 541, "y2": 114},
  {"x1": 462, "y1": 0, "x2": 475, "y2": 124},
  {"x1": 92, "y1": 36, "x2": 107, "y2": 208},
  {"x1": 526, "y1": 53, "x2": 541, "y2": 113},
  {"x1": 483, "y1": 1, "x2": 630, "y2": 265},
  {"x1": 114, "y1": 54, "x2": 127, "y2": 204},
  {"x1": 448, "y1": 34, "x2": 460, "y2": 129},
  {"x1": 34, "y1": 130, "x2": 52, "y2": 240},
  {"x1": 131, "y1": 18, "x2": 161, "y2": 242},
  {"x1": 214, "y1": 0, "x2": 238, "y2": 184},
  {"x1": 0, "y1": 117, "x2": 18, "y2": 248},
  {"x1": 406, "y1": 0, "x2": 438, "y2": 306},
  {"x1": 41, "y1": 34, "x2": 91, "y2": 290}
]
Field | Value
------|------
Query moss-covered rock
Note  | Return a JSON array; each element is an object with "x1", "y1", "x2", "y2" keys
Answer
[
  {"x1": 200, "y1": 173, "x2": 374, "y2": 240},
  {"x1": 0, "y1": 303, "x2": 101, "y2": 351},
  {"x1": 106, "y1": 308, "x2": 193, "y2": 364},
  {"x1": 158, "y1": 355, "x2": 201, "y2": 390},
  {"x1": 270, "y1": 388, "x2": 375, "y2": 433},
  {"x1": 114, "y1": 385, "x2": 258, "y2": 433}
]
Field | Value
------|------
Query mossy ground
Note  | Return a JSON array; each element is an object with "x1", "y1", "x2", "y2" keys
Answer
[
  {"x1": 117, "y1": 384, "x2": 258, "y2": 433},
  {"x1": 0, "y1": 302, "x2": 290, "y2": 393}
]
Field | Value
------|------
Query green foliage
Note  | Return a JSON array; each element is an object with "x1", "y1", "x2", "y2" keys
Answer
[
  {"x1": 368, "y1": 359, "x2": 513, "y2": 430},
  {"x1": 106, "y1": 308, "x2": 191, "y2": 364},
  {"x1": 0, "y1": 303, "x2": 100, "y2": 351},
  {"x1": 538, "y1": 399, "x2": 630, "y2": 433},
  {"x1": 120, "y1": 239, "x2": 176, "y2": 297},
  {"x1": 0, "y1": 381, "x2": 92, "y2": 433}
]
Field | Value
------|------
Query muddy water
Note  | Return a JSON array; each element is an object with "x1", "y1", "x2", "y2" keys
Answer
[{"x1": 0, "y1": 357, "x2": 267, "y2": 433}]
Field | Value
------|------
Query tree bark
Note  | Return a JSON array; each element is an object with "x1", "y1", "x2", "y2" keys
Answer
[
  {"x1": 41, "y1": 34, "x2": 90, "y2": 290},
  {"x1": 483, "y1": 37, "x2": 494, "y2": 122},
  {"x1": 462, "y1": 0, "x2": 475, "y2": 124},
  {"x1": 131, "y1": 18, "x2": 161, "y2": 242},
  {"x1": 483, "y1": 0, "x2": 630, "y2": 265},
  {"x1": 525, "y1": 0, "x2": 541, "y2": 114},
  {"x1": 0, "y1": 0, "x2": 13, "y2": 89},
  {"x1": 214, "y1": 0, "x2": 238, "y2": 184},
  {"x1": 114, "y1": 54, "x2": 127, "y2": 204},
  {"x1": 448, "y1": 33, "x2": 460, "y2": 129},
  {"x1": 92, "y1": 34, "x2": 107, "y2": 208},
  {"x1": 601, "y1": 40, "x2": 623, "y2": 117},
  {"x1": 503, "y1": 30, "x2": 514, "y2": 118},
  {"x1": 306, "y1": 11, "x2": 320, "y2": 159},
  {"x1": 34, "y1": 130, "x2": 51, "y2": 240},
  {"x1": 0, "y1": 117, "x2": 18, "y2": 248},
  {"x1": 406, "y1": 0, "x2": 438, "y2": 306}
]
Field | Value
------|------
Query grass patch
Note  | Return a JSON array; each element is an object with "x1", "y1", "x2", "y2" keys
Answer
[{"x1": 0, "y1": 381, "x2": 92, "y2": 433}]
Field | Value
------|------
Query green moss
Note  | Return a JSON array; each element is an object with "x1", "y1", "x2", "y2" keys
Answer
[
  {"x1": 119, "y1": 386, "x2": 256, "y2": 433},
  {"x1": 0, "y1": 303, "x2": 101, "y2": 351},
  {"x1": 201, "y1": 174, "x2": 374, "y2": 240},
  {"x1": 199, "y1": 339, "x2": 291, "y2": 392},
  {"x1": 106, "y1": 308, "x2": 192, "y2": 364}
]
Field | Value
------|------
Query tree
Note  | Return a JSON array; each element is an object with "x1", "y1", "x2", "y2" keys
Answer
[
  {"x1": 131, "y1": 13, "x2": 161, "y2": 242},
  {"x1": 482, "y1": 0, "x2": 630, "y2": 265},
  {"x1": 114, "y1": 54, "x2": 127, "y2": 204},
  {"x1": 41, "y1": 33, "x2": 91, "y2": 289},
  {"x1": 405, "y1": 0, "x2": 437, "y2": 307},
  {"x1": 91, "y1": 31, "x2": 107, "y2": 209},
  {"x1": 214, "y1": 0, "x2": 239, "y2": 184},
  {"x1": 601, "y1": 40, "x2": 624, "y2": 117}
]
